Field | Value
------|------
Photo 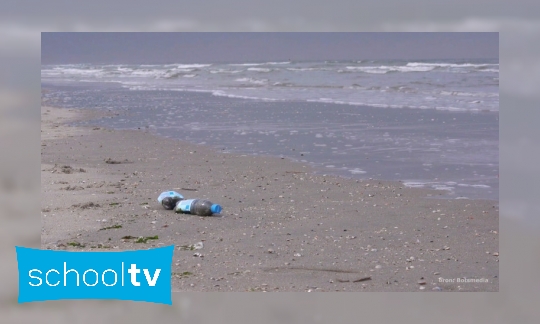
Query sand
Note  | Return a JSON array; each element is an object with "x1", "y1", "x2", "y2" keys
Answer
[{"x1": 41, "y1": 106, "x2": 498, "y2": 292}]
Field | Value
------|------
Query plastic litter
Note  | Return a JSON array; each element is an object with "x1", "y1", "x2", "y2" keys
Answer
[
  {"x1": 157, "y1": 191, "x2": 184, "y2": 210},
  {"x1": 174, "y1": 199, "x2": 222, "y2": 216}
]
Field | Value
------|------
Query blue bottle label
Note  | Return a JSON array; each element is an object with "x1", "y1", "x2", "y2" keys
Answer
[{"x1": 175, "y1": 199, "x2": 195, "y2": 213}]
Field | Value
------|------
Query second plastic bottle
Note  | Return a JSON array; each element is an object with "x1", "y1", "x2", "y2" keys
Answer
[{"x1": 174, "y1": 199, "x2": 222, "y2": 216}]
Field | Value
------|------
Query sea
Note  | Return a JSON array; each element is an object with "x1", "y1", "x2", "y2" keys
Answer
[{"x1": 41, "y1": 59, "x2": 499, "y2": 201}]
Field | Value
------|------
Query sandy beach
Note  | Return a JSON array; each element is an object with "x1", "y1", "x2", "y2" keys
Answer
[{"x1": 41, "y1": 105, "x2": 498, "y2": 292}]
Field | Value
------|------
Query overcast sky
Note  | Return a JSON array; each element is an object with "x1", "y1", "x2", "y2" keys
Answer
[{"x1": 41, "y1": 33, "x2": 498, "y2": 64}]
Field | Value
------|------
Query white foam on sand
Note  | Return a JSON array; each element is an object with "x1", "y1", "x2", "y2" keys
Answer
[
  {"x1": 404, "y1": 181, "x2": 426, "y2": 188},
  {"x1": 432, "y1": 184, "x2": 454, "y2": 191},
  {"x1": 349, "y1": 168, "x2": 367, "y2": 174}
]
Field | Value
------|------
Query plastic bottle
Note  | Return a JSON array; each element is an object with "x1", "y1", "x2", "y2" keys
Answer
[
  {"x1": 157, "y1": 191, "x2": 184, "y2": 210},
  {"x1": 174, "y1": 199, "x2": 222, "y2": 216}
]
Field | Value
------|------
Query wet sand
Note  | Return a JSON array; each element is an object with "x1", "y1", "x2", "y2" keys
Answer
[{"x1": 41, "y1": 106, "x2": 499, "y2": 292}]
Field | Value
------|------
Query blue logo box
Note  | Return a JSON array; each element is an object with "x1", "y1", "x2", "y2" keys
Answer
[{"x1": 16, "y1": 245, "x2": 174, "y2": 304}]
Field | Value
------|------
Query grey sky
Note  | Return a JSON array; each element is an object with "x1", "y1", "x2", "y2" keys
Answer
[{"x1": 41, "y1": 33, "x2": 498, "y2": 64}]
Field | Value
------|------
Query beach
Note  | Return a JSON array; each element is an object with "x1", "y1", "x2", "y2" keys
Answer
[{"x1": 41, "y1": 105, "x2": 499, "y2": 292}]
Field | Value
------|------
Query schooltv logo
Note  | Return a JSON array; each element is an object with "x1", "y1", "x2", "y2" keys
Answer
[{"x1": 16, "y1": 245, "x2": 174, "y2": 304}]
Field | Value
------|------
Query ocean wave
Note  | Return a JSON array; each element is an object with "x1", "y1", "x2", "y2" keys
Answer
[
  {"x1": 161, "y1": 69, "x2": 197, "y2": 79},
  {"x1": 78, "y1": 79, "x2": 122, "y2": 84},
  {"x1": 305, "y1": 98, "x2": 488, "y2": 112},
  {"x1": 230, "y1": 61, "x2": 289, "y2": 66},
  {"x1": 407, "y1": 62, "x2": 499, "y2": 73},
  {"x1": 175, "y1": 64, "x2": 212, "y2": 69},
  {"x1": 287, "y1": 67, "x2": 320, "y2": 71},
  {"x1": 129, "y1": 70, "x2": 164, "y2": 78},
  {"x1": 272, "y1": 82, "x2": 295, "y2": 87},
  {"x1": 235, "y1": 77, "x2": 268, "y2": 85},
  {"x1": 478, "y1": 69, "x2": 499, "y2": 73},
  {"x1": 210, "y1": 69, "x2": 243, "y2": 74},
  {"x1": 346, "y1": 65, "x2": 435, "y2": 73},
  {"x1": 116, "y1": 67, "x2": 133, "y2": 72},
  {"x1": 126, "y1": 85, "x2": 156, "y2": 91},
  {"x1": 395, "y1": 66, "x2": 436, "y2": 72},
  {"x1": 343, "y1": 67, "x2": 389, "y2": 74},
  {"x1": 247, "y1": 67, "x2": 273, "y2": 72},
  {"x1": 341, "y1": 62, "x2": 498, "y2": 74},
  {"x1": 51, "y1": 67, "x2": 105, "y2": 75},
  {"x1": 211, "y1": 90, "x2": 279, "y2": 101},
  {"x1": 229, "y1": 63, "x2": 266, "y2": 66},
  {"x1": 438, "y1": 91, "x2": 499, "y2": 98},
  {"x1": 407, "y1": 62, "x2": 498, "y2": 68}
]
